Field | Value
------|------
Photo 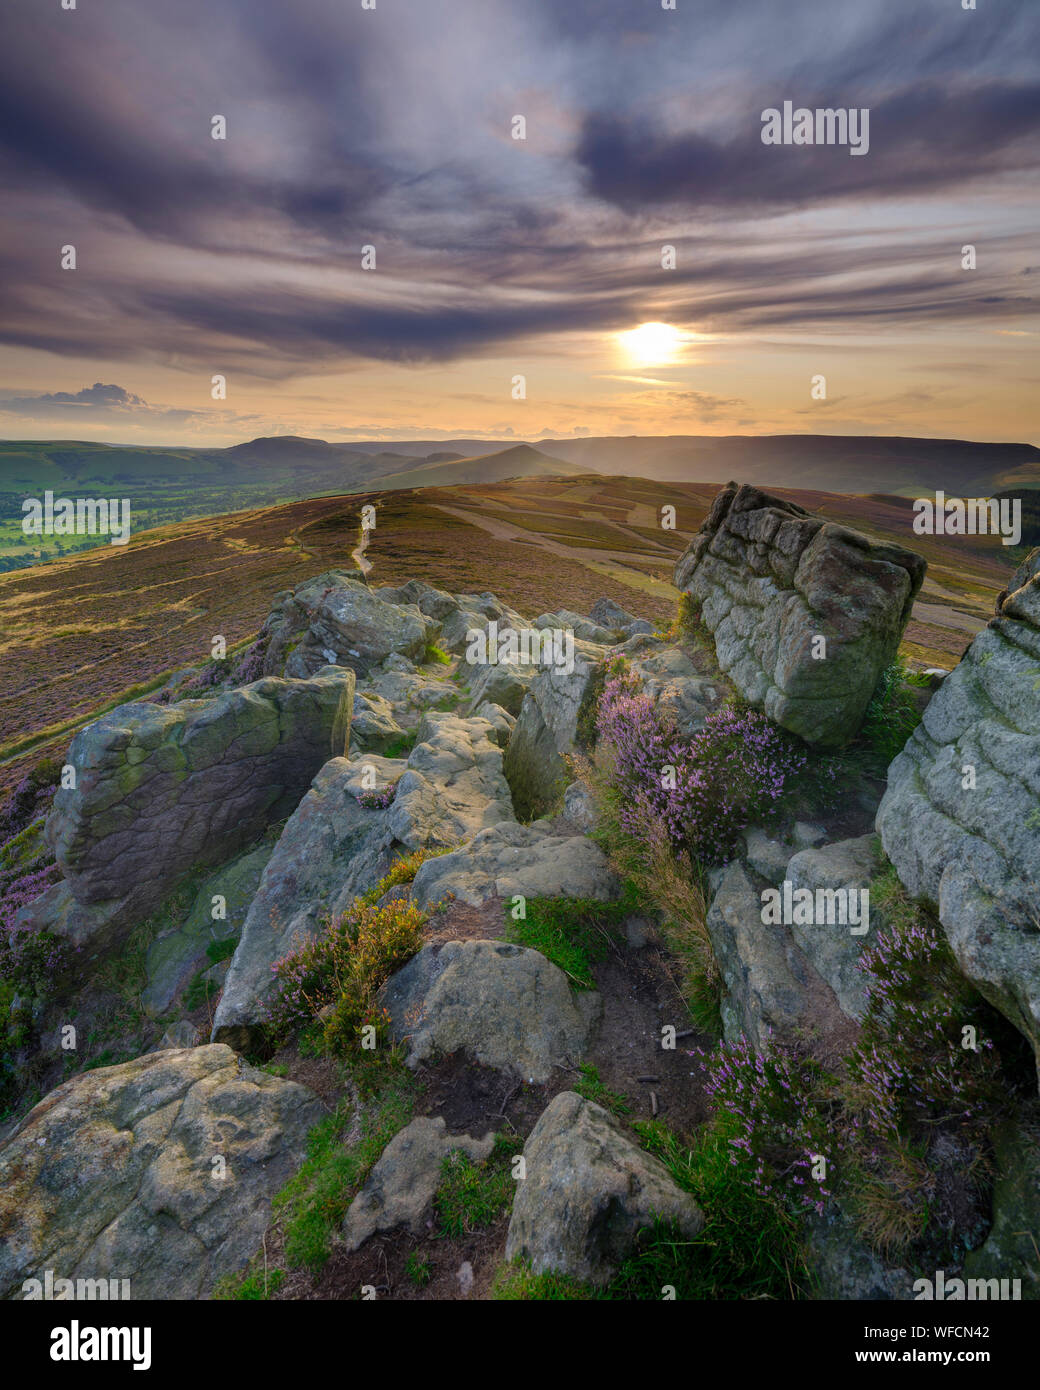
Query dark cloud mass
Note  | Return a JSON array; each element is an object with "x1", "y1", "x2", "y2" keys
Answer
[{"x1": 0, "y1": 0, "x2": 1037, "y2": 381}]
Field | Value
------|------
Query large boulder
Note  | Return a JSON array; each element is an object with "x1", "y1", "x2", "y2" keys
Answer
[
  {"x1": 503, "y1": 638, "x2": 607, "y2": 818},
  {"x1": 341, "y1": 1118, "x2": 495, "y2": 1251},
  {"x1": 381, "y1": 940, "x2": 601, "y2": 1083},
  {"x1": 40, "y1": 668, "x2": 354, "y2": 949},
  {"x1": 410, "y1": 820, "x2": 619, "y2": 910},
  {"x1": 0, "y1": 1046, "x2": 322, "y2": 1300},
  {"x1": 505, "y1": 1091, "x2": 704, "y2": 1285},
  {"x1": 877, "y1": 550, "x2": 1040, "y2": 1082},
  {"x1": 212, "y1": 755, "x2": 398, "y2": 1051},
  {"x1": 674, "y1": 483, "x2": 925, "y2": 745},
  {"x1": 261, "y1": 570, "x2": 440, "y2": 677},
  {"x1": 387, "y1": 711, "x2": 516, "y2": 850}
]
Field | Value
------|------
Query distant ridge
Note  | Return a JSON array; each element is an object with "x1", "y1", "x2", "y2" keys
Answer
[{"x1": 372, "y1": 443, "x2": 586, "y2": 490}]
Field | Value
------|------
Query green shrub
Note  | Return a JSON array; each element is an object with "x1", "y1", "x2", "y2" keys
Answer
[{"x1": 269, "y1": 896, "x2": 429, "y2": 1055}]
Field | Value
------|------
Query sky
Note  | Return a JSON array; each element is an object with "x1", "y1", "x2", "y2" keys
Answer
[{"x1": 1, "y1": 0, "x2": 1038, "y2": 448}]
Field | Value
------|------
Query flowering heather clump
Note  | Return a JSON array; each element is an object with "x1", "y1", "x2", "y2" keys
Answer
[
  {"x1": 694, "y1": 869, "x2": 1015, "y2": 1254},
  {"x1": 1, "y1": 866, "x2": 69, "y2": 1005},
  {"x1": 845, "y1": 877, "x2": 1006, "y2": 1149},
  {"x1": 698, "y1": 1036, "x2": 836, "y2": 1217},
  {"x1": 0, "y1": 758, "x2": 61, "y2": 841},
  {"x1": 231, "y1": 638, "x2": 268, "y2": 686},
  {"x1": 596, "y1": 674, "x2": 830, "y2": 863},
  {"x1": 266, "y1": 896, "x2": 429, "y2": 1053},
  {"x1": 357, "y1": 783, "x2": 398, "y2": 810},
  {"x1": 180, "y1": 657, "x2": 230, "y2": 695}
]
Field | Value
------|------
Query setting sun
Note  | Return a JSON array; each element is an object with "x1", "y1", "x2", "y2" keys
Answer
[{"x1": 618, "y1": 321, "x2": 683, "y2": 367}]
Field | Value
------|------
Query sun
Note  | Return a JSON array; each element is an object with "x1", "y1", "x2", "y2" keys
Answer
[{"x1": 618, "y1": 321, "x2": 683, "y2": 367}]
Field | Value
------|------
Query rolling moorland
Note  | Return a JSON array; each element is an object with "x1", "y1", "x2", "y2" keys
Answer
[
  {"x1": 0, "y1": 464, "x2": 1037, "y2": 1303},
  {"x1": 0, "y1": 473, "x2": 1020, "y2": 802},
  {"x1": 3, "y1": 432, "x2": 1038, "y2": 568}
]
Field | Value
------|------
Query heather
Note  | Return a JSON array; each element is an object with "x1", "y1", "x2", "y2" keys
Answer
[
  {"x1": 689, "y1": 863, "x2": 1026, "y2": 1258},
  {"x1": 595, "y1": 669, "x2": 836, "y2": 865},
  {"x1": 266, "y1": 895, "x2": 428, "y2": 1054}
]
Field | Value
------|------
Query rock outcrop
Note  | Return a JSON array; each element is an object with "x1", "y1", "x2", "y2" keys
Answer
[
  {"x1": 784, "y1": 834, "x2": 880, "y2": 1022},
  {"x1": 877, "y1": 549, "x2": 1040, "y2": 1080},
  {"x1": 39, "y1": 668, "x2": 354, "y2": 949},
  {"x1": 410, "y1": 820, "x2": 619, "y2": 910},
  {"x1": 503, "y1": 638, "x2": 607, "y2": 817},
  {"x1": 381, "y1": 940, "x2": 601, "y2": 1082},
  {"x1": 0, "y1": 1046, "x2": 322, "y2": 1300},
  {"x1": 674, "y1": 483, "x2": 925, "y2": 745},
  {"x1": 387, "y1": 711, "x2": 516, "y2": 849},
  {"x1": 212, "y1": 756, "x2": 396, "y2": 1050},
  {"x1": 261, "y1": 570, "x2": 440, "y2": 677},
  {"x1": 504, "y1": 1091, "x2": 704, "y2": 1285}
]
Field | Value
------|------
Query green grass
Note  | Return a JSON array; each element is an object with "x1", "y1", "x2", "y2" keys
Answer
[
  {"x1": 434, "y1": 1132, "x2": 523, "y2": 1237},
  {"x1": 213, "y1": 1267, "x2": 286, "y2": 1300},
  {"x1": 424, "y1": 643, "x2": 452, "y2": 666},
  {"x1": 574, "y1": 1063, "x2": 632, "y2": 1119},
  {"x1": 858, "y1": 658, "x2": 930, "y2": 763},
  {"x1": 382, "y1": 731, "x2": 417, "y2": 760},
  {"x1": 205, "y1": 936, "x2": 238, "y2": 965},
  {"x1": 492, "y1": 1262, "x2": 598, "y2": 1300},
  {"x1": 405, "y1": 1252, "x2": 433, "y2": 1288},
  {"x1": 272, "y1": 1070, "x2": 417, "y2": 1274},
  {"x1": 504, "y1": 892, "x2": 634, "y2": 989}
]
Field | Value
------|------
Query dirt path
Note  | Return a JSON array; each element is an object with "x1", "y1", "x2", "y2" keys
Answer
[{"x1": 431, "y1": 503, "x2": 678, "y2": 606}]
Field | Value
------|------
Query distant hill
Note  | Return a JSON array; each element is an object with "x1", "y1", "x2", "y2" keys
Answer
[
  {"x1": 373, "y1": 443, "x2": 586, "y2": 490},
  {"x1": 533, "y1": 435, "x2": 1040, "y2": 498}
]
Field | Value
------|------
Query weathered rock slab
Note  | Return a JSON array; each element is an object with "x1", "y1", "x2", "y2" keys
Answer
[
  {"x1": 410, "y1": 820, "x2": 619, "y2": 909},
  {"x1": 0, "y1": 1046, "x2": 322, "y2": 1300},
  {"x1": 505, "y1": 1091, "x2": 703, "y2": 1285},
  {"x1": 341, "y1": 1118, "x2": 494, "y2": 1251},
  {"x1": 381, "y1": 940, "x2": 601, "y2": 1082},
  {"x1": 42, "y1": 669, "x2": 354, "y2": 947},
  {"x1": 877, "y1": 549, "x2": 1040, "y2": 1081},
  {"x1": 212, "y1": 756, "x2": 395, "y2": 1050}
]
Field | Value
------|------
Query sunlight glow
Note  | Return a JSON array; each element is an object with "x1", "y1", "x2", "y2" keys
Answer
[{"x1": 617, "y1": 321, "x2": 683, "y2": 367}]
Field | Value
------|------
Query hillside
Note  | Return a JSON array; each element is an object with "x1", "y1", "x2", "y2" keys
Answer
[
  {"x1": 0, "y1": 475, "x2": 1020, "y2": 802},
  {"x1": 373, "y1": 443, "x2": 586, "y2": 489}
]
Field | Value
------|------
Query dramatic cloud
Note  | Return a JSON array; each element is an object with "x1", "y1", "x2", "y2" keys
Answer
[{"x1": 0, "y1": 0, "x2": 1036, "y2": 440}]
